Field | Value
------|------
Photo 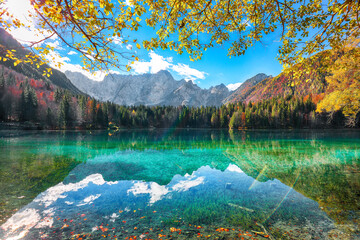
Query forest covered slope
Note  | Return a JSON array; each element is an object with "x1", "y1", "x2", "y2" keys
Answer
[
  {"x1": 0, "y1": 30, "x2": 358, "y2": 129},
  {"x1": 0, "y1": 29, "x2": 82, "y2": 95},
  {"x1": 224, "y1": 51, "x2": 334, "y2": 104}
]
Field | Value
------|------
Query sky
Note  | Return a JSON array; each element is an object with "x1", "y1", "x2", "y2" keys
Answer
[{"x1": 4, "y1": 0, "x2": 283, "y2": 91}]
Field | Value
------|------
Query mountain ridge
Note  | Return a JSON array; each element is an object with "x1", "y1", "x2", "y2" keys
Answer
[
  {"x1": 65, "y1": 69, "x2": 232, "y2": 107},
  {"x1": 0, "y1": 28, "x2": 82, "y2": 95},
  {"x1": 222, "y1": 73, "x2": 270, "y2": 104}
]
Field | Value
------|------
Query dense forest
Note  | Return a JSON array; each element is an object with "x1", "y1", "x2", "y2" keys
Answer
[{"x1": 0, "y1": 66, "x2": 355, "y2": 130}]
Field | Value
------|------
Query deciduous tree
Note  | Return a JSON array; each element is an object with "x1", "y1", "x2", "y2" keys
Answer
[
  {"x1": 316, "y1": 41, "x2": 360, "y2": 127},
  {"x1": 0, "y1": 0, "x2": 359, "y2": 72}
]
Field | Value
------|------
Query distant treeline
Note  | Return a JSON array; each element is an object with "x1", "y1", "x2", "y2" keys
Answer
[{"x1": 0, "y1": 66, "x2": 353, "y2": 130}]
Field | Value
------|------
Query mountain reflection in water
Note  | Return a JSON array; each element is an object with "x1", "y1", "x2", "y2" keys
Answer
[{"x1": 0, "y1": 129, "x2": 359, "y2": 239}]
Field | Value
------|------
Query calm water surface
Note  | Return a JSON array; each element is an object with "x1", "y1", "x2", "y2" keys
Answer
[{"x1": 0, "y1": 129, "x2": 359, "y2": 239}]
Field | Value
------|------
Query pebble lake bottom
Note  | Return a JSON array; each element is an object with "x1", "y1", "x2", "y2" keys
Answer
[{"x1": 0, "y1": 129, "x2": 359, "y2": 239}]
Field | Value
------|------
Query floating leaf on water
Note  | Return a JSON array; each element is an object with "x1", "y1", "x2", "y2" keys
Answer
[{"x1": 61, "y1": 224, "x2": 69, "y2": 229}]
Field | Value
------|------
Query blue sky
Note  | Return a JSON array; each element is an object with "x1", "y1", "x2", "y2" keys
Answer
[
  {"x1": 6, "y1": 0, "x2": 284, "y2": 90},
  {"x1": 117, "y1": 25, "x2": 284, "y2": 89},
  {"x1": 162, "y1": 41, "x2": 283, "y2": 89}
]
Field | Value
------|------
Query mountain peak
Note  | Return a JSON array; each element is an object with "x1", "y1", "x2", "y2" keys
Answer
[
  {"x1": 214, "y1": 83, "x2": 227, "y2": 89},
  {"x1": 210, "y1": 83, "x2": 229, "y2": 94},
  {"x1": 248, "y1": 73, "x2": 269, "y2": 82},
  {"x1": 222, "y1": 73, "x2": 269, "y2": 104},
  {"x1": 255, "y1": 73, "x2": 268, "y2": 77},
  {"x1": 65, "y1": 70, "x2": 231, "y2": 107},
  {"x1": 156, "y1": 69, "x2": 172, "y2": 75},
  {"x1": 154, "y1": 70, "x2": 175, "y2": 80}
]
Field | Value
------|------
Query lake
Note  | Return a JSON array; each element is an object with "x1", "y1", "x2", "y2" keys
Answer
[{"x1": 0, "y1": 129, "x2": 359, "y2": 239}]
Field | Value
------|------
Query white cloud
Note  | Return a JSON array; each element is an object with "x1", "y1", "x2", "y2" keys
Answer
[
  {"x1": 33, "y1": 174, "x2": 105, "y2": 208},
  {"x1": 131, "y1": 51, "x2": 207, "y2": 82},
  {"x1": 149, "y1": 51, "x2": 173, "y2": 73},
  {"x1": 4, "y1": 0, "x2": 206, "y2": 83},
  {"x1": 131, "y1": 51, "x2": 173, "y2": 74},
  {"x1": 131, "y1": 61, "x2": 149, "y2": 74},
  {"x1": 4, "y1": 1, "x2": 206, "y2": 83},
  {"x1": 61, "y1": 63, "x2": 119, "y2": 82},
  {"x1": 172, "y1": 177, "x2": 205, "y2": 192},
  {"x1": 171, "y1": 63, "x2": 206, "y2": 82},
  {"x1": 127, "y1": 181, "x2": 169, "y2": 204},
  {"x1": 77, "y1": 194, "x2": 101, "y2": 206},
  {"x1": 110, "y1": 36, "x2": 123, "y2": 46},
  {"x1": 47, "y1": 41, "x2": 64, "y2": 50},
  {"x1": 45, "y1": 50, "x2": 71, "y2": 67},
  {"x1": 127, "y1": 175, "x2": 205, "y2": 204},
  {"x1": 1, "y1": 208, "x2": 41, "y2": 240},
  {"x1": 46, "y1": 50, "x2": 119, "y2": 81},
  {"x1": 4, "y1": 0, "x2": 115, "y2": 82},
  {"x1": 241, "y1": 19, "x2": 251, "y2": 28},
  {"x1": 109, "y1": 37, "x2": 134, "y2": 51},
  {"x1": 226, "y1": 82, "x2": 242, "y2": 91},
  {"x1": 226, "y1": 164, "x2": 244, "y2": 173},
  {"x1": 4, "y1": 0, "x2": 54, "y2": 45}
]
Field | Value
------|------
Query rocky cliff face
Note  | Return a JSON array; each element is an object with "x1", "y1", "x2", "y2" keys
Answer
[{"x1": 65, "y1": 70, "x2": 231, "y2": 107}]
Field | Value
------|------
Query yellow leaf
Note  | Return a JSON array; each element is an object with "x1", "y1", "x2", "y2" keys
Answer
[{"x1": 136, "y1": 43, "x2": 141, "y2": 49}]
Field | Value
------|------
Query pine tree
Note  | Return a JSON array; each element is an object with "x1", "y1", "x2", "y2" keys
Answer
[
  {"x1": 0, "y1": 70, "x2": 5, "y2": 120},
  {"x1": 59, "y1": 95, "x2": 70, "y2": 128},
  {"x1": 96, "y1": 105, "x2": 104, "y2": 127},
  {"x1": 54, "y1": 88, "x2": 62, "y2": 102},
  {"x1": 6, "y1": 73, "x2": 15, "y2": 86},
  {"x1": 0, "y1": 70, "x2": 5, "y2": 93},
  {"x1": 210, "y1": 112, "x2": 219, "y2": 128},
  {"x1": 19, "y1": 91, "x2": 26, "y2": 121},
  {"x1": 46, "y1": 107, "x2": 52, "y2": 127}
]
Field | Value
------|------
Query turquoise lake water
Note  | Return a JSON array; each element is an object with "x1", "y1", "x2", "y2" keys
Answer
[{"x1": 0, "y1": 129, "x2": 359, "y2": 239}]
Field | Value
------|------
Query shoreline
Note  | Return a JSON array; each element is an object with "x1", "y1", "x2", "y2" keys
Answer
[{"x1": 0, "y1": 121, "x2": 358, "y2": 131}]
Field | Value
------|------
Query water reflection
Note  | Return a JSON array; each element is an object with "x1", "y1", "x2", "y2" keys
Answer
[
  {"x1": 0, "y1": 163, "x2": 335, "y2": 240},
  {"x1": 0, "y1": 129, "x2": 359, "y2": 239}
]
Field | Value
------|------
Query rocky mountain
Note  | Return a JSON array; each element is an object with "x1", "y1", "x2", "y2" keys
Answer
[
  {"x1": 65, "y1": 70, "x2": 231, "y2": 107},
  {"x1": 222, "y1": 73, "x2": 270, "y2": 104},
  {"x1": 224, "y1": 51, "x2": 333, "y2": 104},
  {"x1": 0, "y1": 28, "x2": 82, "y2": 94}
]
